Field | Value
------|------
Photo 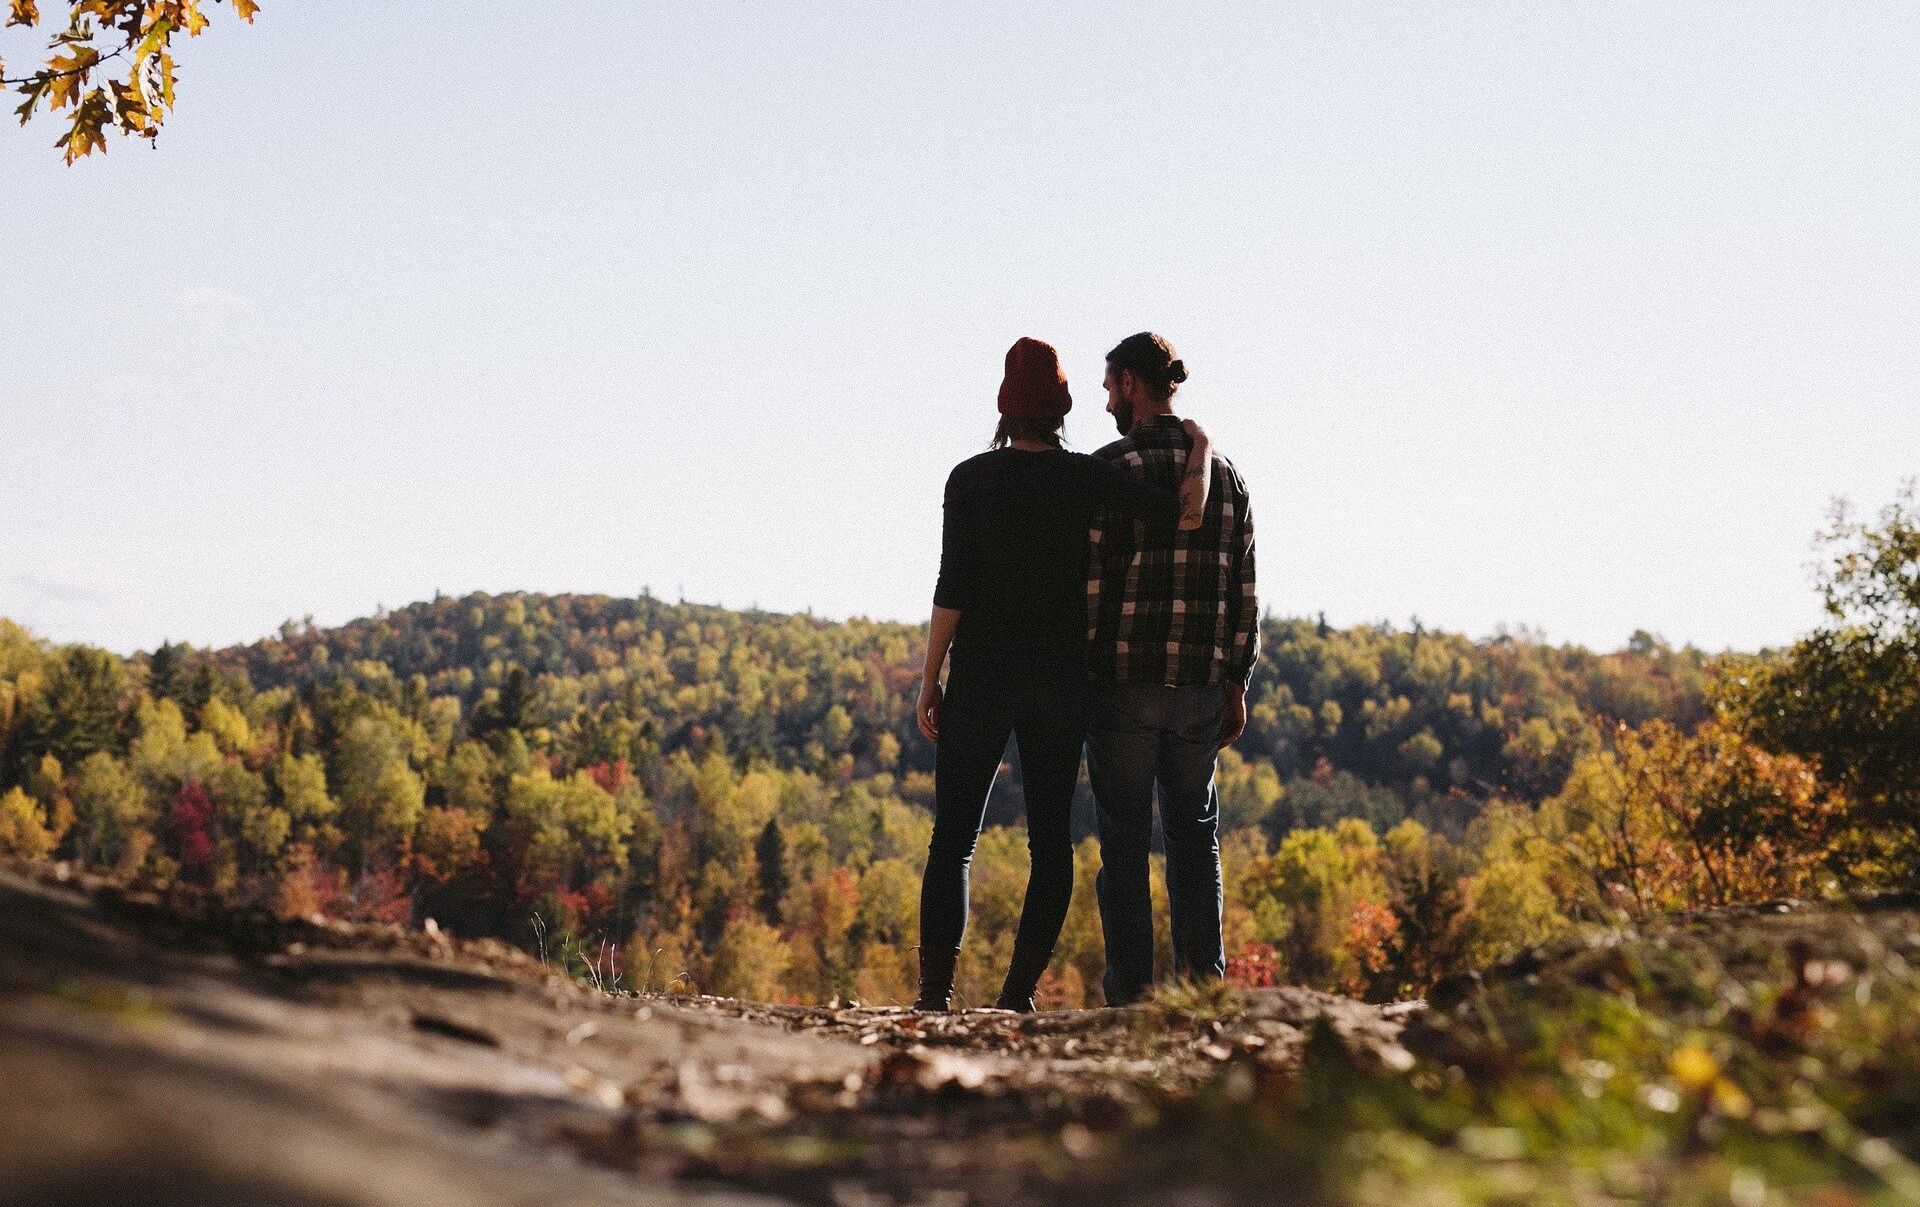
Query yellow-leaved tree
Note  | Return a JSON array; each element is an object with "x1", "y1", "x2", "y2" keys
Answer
[{"x1": 3, "y1": 0, "x2": 256, "y2": 162}]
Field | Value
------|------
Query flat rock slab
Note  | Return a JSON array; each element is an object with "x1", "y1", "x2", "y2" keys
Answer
[{"x1": 0, "y1": 870, "x2": 858, "y2": 1206}]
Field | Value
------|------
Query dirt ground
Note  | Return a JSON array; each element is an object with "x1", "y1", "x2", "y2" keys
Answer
[{"x1": 0, "y1": 866, "x2": 1416, "y2": 1206}]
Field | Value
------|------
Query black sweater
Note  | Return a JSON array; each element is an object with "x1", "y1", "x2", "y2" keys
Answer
[{"x1": 933, "y1": 447, "x2": 1182, "y2": 676}]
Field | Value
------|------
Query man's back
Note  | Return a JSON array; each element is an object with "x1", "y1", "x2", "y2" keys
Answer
[{"x1": 1087, "y1": 414, "x2": 1258, "y2": 687}]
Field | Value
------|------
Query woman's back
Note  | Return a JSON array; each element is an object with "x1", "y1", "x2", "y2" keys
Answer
[{"x1": 935, "y1": 448, "x2": 1172, "y2": 677}]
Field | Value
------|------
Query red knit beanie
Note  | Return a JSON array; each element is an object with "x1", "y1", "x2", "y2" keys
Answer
[{"x1": 998, "y1": 337, "x2": 1073, "y2": 419}]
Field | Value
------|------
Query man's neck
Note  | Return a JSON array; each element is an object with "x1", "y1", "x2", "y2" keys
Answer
[{"x1": 1129, "y1": 404, "x2": 1176, "y2": 434}]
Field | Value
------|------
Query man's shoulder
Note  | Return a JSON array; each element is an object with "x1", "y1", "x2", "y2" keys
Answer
[
  {"x1": 1209, "y1": 448, "x2": 1251, "y2": 499},
  {"x1": 1092, "y1": 435, "x2": 1135, "y2": 463}
]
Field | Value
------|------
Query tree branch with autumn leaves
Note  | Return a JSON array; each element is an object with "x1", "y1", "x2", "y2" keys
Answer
[{"x1": 2, "y1": 0, "x2": 256, "y2": 163}]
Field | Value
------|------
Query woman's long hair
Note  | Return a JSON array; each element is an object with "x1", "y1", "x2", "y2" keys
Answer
[{"x1": 992, "y1": 415, "x2": 1065, "y2": 450}]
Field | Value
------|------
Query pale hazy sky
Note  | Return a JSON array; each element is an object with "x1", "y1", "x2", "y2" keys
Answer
[{"x1": 4, "y1": 3, "x2": 1916, "y2": 656}]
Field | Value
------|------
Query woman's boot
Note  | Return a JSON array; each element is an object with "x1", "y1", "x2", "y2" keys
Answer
[
  {"x1": 994, "y1": 945, "x2": 1053, "y2": 1013},
  {"x1": 914, "y1": 947, "x2": 960, "y2": 1011}
]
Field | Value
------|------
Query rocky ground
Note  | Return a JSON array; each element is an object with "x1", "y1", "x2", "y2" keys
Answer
[
  {"x1": 0, "y1": 865, "x2": 1416, "y2": 1206},
  {"x1": 15, "y1": 862, "x2": 1916, "y2": 1205}
]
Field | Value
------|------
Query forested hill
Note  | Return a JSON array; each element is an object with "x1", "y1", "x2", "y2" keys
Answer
[
  {"x1": 208, "y1": 591, "x2": 1713, "y2": 820},
  {"x1": 0, "y1": 592, "x2": 1732, "y2": 1008},
  {"x1": 23, "y1": 490, "x2": 1845, "y2": 1011}
]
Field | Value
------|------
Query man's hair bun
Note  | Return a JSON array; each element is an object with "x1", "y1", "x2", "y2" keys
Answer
[{"x1": 1105, "y1": 331, "x2": 1188, "y2": 401}]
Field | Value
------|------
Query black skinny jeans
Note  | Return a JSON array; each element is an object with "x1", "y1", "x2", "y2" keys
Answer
[{"x1": 918, "y1": 665, "x2": 1086, "y2": 958}]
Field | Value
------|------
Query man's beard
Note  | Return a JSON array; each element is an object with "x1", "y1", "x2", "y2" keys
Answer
[{"x1": 1111, "y1": 400, "x2": 1133, "y2": 435}]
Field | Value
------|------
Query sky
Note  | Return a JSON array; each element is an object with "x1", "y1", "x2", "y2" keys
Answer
[{"x1": 3, "y1": 3, "x2": 1916, "y2": 656}]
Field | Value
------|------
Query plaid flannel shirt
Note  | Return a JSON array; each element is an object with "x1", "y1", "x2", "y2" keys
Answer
[{"x1": 1087, "y1": 415, "x2": 1258, "y2": 687}]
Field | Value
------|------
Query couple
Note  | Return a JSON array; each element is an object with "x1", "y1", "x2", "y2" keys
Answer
[{"x1": 913, "y1": 331, "x2": 1258, "y2": 1012}]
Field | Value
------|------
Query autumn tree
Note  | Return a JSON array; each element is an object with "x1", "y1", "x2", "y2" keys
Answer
[
  {"x1": 498, "y1": 766, "x2": 629, "y2": 926},
  {"x1": 69, "y1": 750, "x2": 150, "y2": 872},
  {"x1": 205, "y1": 755, "x2": 277, "y2": 887},
  {"x1": 0, "y1": 784, "x2": 57, "y2": 859},
  {"x1": 435, "y1": 740, "x2": 499, "y2": 813},
  {"x1": 1378, "y1": 817, "x2": 1472, "y2": 990},
  {"x1": 273, "y1": 752, "x2": 338, "y2": 850},
  {"x1": 1538, "y1": 721, "x2": 1844, "y2": 917},
  {"x1": 1240, "y1": 818, "x2": 1401, "y2": 998},
  {"x1": 1453, "y1": 802, "x2": 1569, "y2": 969},
  {"x1": 4, "y1": 0, "x2": 257, "y2": 161},
  {"x1": 12, "y1": 645, "x2": 125, "y2": 778},
  {"x1": 784, "y1": 866, "x2": 860, "y2": 1002},
  {"x1": 331, "y1": 711, "x2": 425, "y2": 869},
  {"x1": 705, "y1": 915, "x2": 792, "y2": 1002},
  {"x1": 411, "y1": 803, "x2": 490, "y2": 925},
  {"x1": 0, "y1": 621, "x2": 49, "y2": 776},
  {"x1": 165, "y1": 779, "x2": 216, "y2": 882},
  {"x1": 1727, "y1": 483, "x2": 1920, "y2": 883}
]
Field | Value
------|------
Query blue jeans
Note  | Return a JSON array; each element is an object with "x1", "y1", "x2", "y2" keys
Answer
[{"x1": 1088, "y1": 681, "x2": 1227, "y2": 1004}]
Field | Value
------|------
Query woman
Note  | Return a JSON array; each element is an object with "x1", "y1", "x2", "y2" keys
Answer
[{"x1": 914, "y1": 337, "x2": 1210, "y2": 1012}]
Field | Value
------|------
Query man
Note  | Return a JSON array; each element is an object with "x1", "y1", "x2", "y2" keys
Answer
[{"x1": 1086, "y1": 332, "x2": 1258, "y2": 1005}]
